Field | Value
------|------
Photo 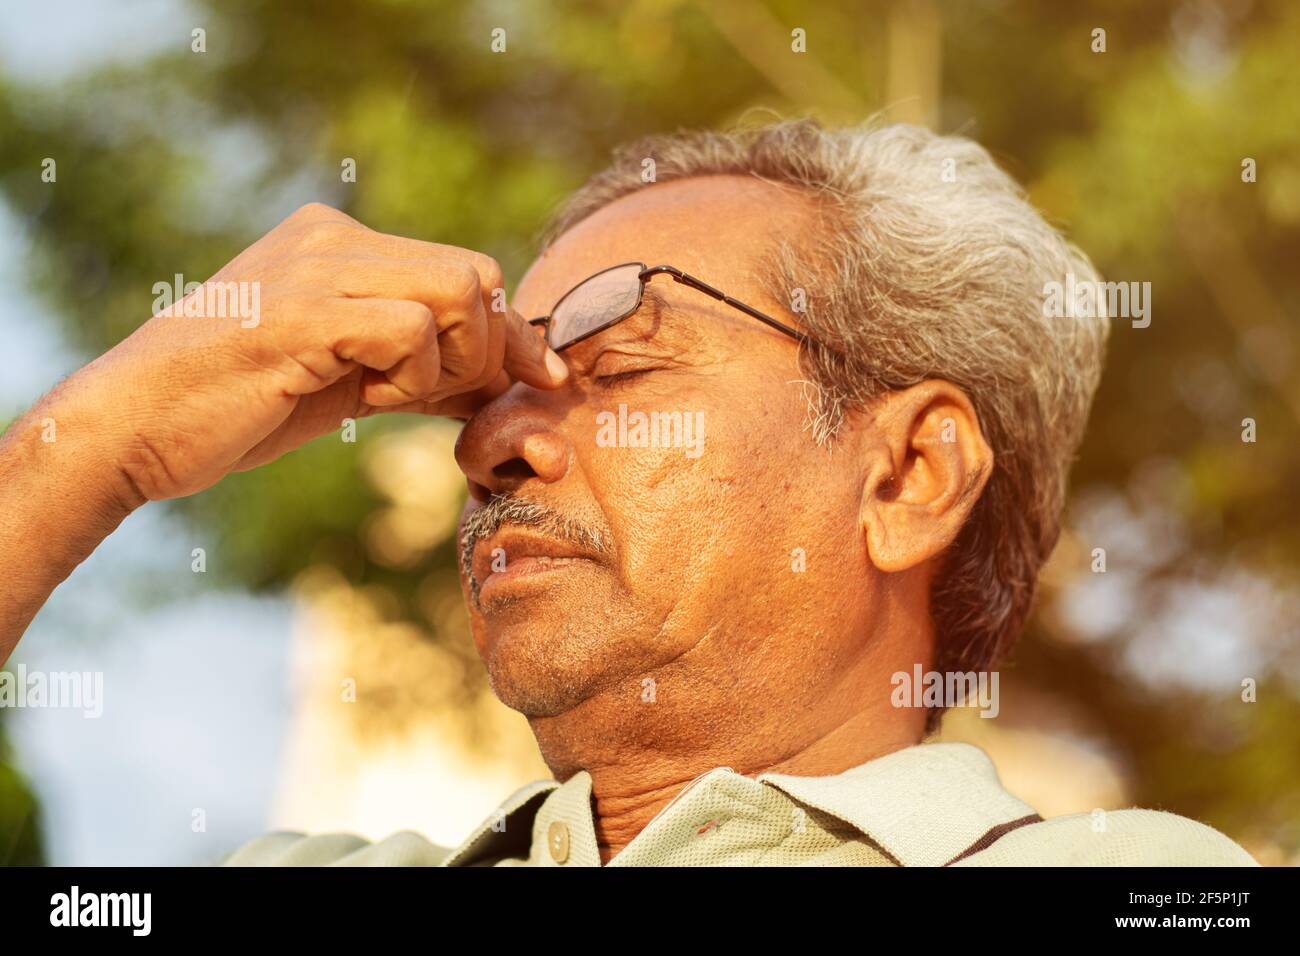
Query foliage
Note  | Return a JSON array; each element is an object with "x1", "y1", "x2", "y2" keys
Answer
[{"x1": 1, "y1": 0, "x2": 1296, "y2": 862}]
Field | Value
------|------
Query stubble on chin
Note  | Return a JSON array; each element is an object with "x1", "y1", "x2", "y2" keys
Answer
[{"x1": 479, "y1": 603, "x2": 660, "y2": 719}]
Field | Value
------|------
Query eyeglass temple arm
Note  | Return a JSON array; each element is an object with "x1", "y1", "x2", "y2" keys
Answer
[{"x1": 640, "y1": 265, "x2": 809, "y2": 344}]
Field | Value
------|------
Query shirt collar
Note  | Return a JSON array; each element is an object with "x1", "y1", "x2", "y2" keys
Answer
[
  {"x1": 441, "y1": 778, "x2": 559, "y2": 867},
  {"x1": 446, "y1": 742, "x2": 1036, "y2": 867},
  {"x1": 758, "y1": 742, "x2": 1039, "y2": 866}
]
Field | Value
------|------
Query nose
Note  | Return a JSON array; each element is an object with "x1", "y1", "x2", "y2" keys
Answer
[{"x1": 454, "y1": 392, "x2": 572, "y2": 502}]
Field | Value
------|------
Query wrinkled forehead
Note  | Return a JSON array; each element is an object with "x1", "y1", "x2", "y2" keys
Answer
[{"x1": 514, "y1": 175, "x2": 814, "y2": 318}]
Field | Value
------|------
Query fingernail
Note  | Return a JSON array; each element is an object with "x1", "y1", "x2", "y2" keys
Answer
[{"x1": 544, "y1": 349, "x2": 569, "y2": 383}]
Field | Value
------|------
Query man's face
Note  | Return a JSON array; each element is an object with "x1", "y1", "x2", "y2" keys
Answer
[{"x1": 454, "y1": 176, "x2": 876, "y2": 719}]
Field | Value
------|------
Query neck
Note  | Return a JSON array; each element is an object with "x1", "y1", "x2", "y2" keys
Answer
[
  {"x1": 528, "y1": 601, "x2": 934, "y2": 863},
  {"x1": 531, "y1": 679, "x2": 927, "y2": 863},
  {"x1": 597, "y1": 714, "x2": 921, "y2": 862}
]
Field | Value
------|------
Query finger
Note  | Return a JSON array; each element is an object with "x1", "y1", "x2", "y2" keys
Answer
[
  {"x1": 290, "y1": 218, "x2": 505, "y2": 313},
  {"x1": 427, "y1": 260, "x2": 491, "y2": 385},
  {"x1": 430, "y1": 292, "x2": 507, "y2": 402},
  {"x1": 355, "y1": 370, "x2": 408, "y2": 407},
  {"x1": 502, "y1": 306, "x2": 568, "y2": 388},
  {"x1": 320, "y1": 255, "x2": 566, "y2": 388},
  {"x1": 234, "y1": 369, "x2": 366, "y2": 471},
  {"x1": 326, "y1": 253, "x2": 497, "y2": 321},
  {"x1": 369, "y1": 370, "x2": 513, "y2": 421},
  {"x1": 322, "y1": 298, "x2": 442, "y2": 405},
  {"x1": 421, "y1": 292, "x2": 511, "y2": 403},
  {"x1": 352, "y1": 233, "x2": 506, "y2": 299},
  {"x1": 328, "y1": 256, "x2": 491, "y2": 385}
]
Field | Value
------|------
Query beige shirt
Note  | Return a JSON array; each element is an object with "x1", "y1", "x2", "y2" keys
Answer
[{"x1": 223, "y1": 742, "x2": 1257, "y2": 866}]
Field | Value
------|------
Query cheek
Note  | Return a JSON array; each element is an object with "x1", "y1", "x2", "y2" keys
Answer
[{"x1": 576, "y1": 376, "x2": 820, "y2": 594}]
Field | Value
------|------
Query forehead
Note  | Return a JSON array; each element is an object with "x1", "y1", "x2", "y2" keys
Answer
[{"x1": 515, "y1": 175, "x2": 813, "y2": 316}]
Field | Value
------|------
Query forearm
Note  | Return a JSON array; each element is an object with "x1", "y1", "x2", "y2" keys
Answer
[{"x1": 0, "y1": 381, "x2": 142, "y2": 663}]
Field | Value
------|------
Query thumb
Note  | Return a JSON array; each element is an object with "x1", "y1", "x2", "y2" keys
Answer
[{"x1": 501, "y1": 307, "x2": 568, "y2": 389}]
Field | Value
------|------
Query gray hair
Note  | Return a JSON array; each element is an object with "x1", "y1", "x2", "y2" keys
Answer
[{"x1": 543, "y1": 119, "x2": 1109, "y2": 703}]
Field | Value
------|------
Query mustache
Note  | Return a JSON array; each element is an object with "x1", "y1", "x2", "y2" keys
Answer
[{"x1": 458, "y1": 494, "x2": 611, "y2": 603}]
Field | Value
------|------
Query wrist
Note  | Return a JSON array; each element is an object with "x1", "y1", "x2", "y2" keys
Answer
[{"x1": 0, "y1": 387, "x2": 142, "y2": 574}]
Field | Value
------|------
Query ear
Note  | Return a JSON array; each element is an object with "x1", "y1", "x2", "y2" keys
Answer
[{"x1": 856, "y1": 381, "x2": 994, "y2": 573}]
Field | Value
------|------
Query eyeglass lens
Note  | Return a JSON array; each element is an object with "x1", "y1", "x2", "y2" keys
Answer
[{"x1": 547, "y1": 263, "x2": 644, "y2": 349}]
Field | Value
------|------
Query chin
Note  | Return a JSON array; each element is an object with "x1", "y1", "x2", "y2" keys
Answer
[
  {"x1": 476, "y1": 608, "x2": 664, "y2": 719},
  {"x1": 482, "y1": 634, "x2": 604, "y2": 718}
]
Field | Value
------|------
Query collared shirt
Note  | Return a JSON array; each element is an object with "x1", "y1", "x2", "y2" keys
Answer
[{"x1": 223, "y1": 742, "x2": 1257, "y2": 867}]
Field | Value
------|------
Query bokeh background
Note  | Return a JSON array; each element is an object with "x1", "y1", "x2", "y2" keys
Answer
[{"x1": 1, "y1": 0, "x2": 1297, "y2": 866}]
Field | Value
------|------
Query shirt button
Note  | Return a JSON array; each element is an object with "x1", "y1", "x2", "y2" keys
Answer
[{"x1": 547, "y1": 821, "x2": 570, "y2": 864}]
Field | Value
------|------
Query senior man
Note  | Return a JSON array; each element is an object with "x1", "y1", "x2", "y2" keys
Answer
[{"x1": 0, "y1": 120, "x2": 1255, "y2": 866}]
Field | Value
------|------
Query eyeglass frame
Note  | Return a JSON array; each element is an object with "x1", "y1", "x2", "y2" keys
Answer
[{"x1": 526, "y1": 262, "x2": 810, "y2": 352}]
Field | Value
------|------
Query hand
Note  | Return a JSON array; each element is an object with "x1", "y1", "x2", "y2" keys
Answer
[{"x1": 65, "y1": 202, "x2": 566, "y2": 502}]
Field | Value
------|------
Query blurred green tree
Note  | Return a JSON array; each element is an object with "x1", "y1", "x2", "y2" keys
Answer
[
  {"x1": 0, "y1": 721, "x2": 43, "y2": 865},
  {"x1": 1, "y1": 0, "x2": 1296, "y2": 863}
]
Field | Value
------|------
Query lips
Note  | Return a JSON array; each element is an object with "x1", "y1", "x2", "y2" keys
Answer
[{"x1": 471, "y1": 527, "x2": 601, "y2": 599}]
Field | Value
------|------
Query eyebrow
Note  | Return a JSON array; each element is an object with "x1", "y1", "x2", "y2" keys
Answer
[
  {"x1": 629, "y1": 284, "x2": 713, "y2": 350},
  {"x1": 640, "y1": 285, "x2": 672, "y2": 321},
  {"x1": 634, "y1": 283, "x2": 747, "y2": 350}
]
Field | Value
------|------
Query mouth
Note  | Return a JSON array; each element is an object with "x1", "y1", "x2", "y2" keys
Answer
[{"x1": 471, "y1": 528, "x2": 602, "y2": 604}]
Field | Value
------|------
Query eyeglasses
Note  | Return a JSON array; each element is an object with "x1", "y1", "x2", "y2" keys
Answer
[{"x1": 527, "y1": 262, "x2": 808, "y2": 352}]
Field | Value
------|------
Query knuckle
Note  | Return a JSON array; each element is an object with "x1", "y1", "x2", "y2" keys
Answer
[
  {"x1": 297, "y1": 220, "x2": 360, "y2": 254},
  {"x1": 439, "y1": 259, "x2": 482, "y2": 305},
  {"x1": 473, "y1": 254, "x2": 504, "y2": 296},
  {"x1": 400, "y1": 302, "x2": 437, "y2": 345},
  {"x1": 289, "y1": 202, "x2": 337, "y2": 223}
]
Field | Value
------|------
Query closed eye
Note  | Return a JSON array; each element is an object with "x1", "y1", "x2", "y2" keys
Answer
[{"x1": 593, "y1": 367, "x2": 658, "y2": 387}]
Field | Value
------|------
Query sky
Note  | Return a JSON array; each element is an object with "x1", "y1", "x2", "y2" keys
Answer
[{"x1": 0, "y1": 1, "x2": 198, "y2": 81}]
